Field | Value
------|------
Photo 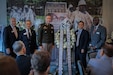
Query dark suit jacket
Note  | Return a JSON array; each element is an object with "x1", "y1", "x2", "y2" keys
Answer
[
  {"x1": 3, "y1": 25, "x2": 19, "y2": 57},
  {"x1": 75, "y1": 29, "x2": 89, "y2": 53},
  {"x1": 16, "y1": 55, "x2": 31, "y2": 75},
  {"x1": 20, "y1": 29, "x2": 37, "y2": 55}
]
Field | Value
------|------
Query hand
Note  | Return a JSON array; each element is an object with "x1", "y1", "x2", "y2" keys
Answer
[
  {"x1": 34, "y1": 49, "x2": 37, "y2": 52},
  {"x1": 81, "y1": 49, "x2": 84, "y2": 53},
  {"x1": 6, "y1": 48, "x2": 11, "y2": 54},
  {"x1": 28, "y1": 70, "x2": 34, "y2": 75},
  {"x1": 39, "y1": 46, "x2": 43, "y2": 50},
  {"x1": 100, "y1": 49, "x2": 104, "y2": 56},
  {"x1": 90, "y1": 46, "x2": 96, "y2": 50},
  {"x1": 52, "y1": 45, "x2": 54, "y2": 48}
]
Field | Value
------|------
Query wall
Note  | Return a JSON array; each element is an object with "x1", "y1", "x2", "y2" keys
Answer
[
  {"x1": 102, "y1": 0, "x2": 113, "y2": 37},
  {"x1": 0, "y1": 0, "x2": 7, "y2": 26}
]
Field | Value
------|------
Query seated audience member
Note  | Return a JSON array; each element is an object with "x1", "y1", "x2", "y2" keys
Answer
[
  {"x1": 88, "y1": 43, "x2": 113, "y2": 75},
  {"x1": 13, "y1": 40, "x2": 31, "y2": 75},
  {"x1": 30, "y1": 50, "x2": 50, "y2": 75},
  {"x1": 0, "y1": 56, "x2": 20, "y2": 75},
  {"x1": 100, "y1": 39, "x2": 113, "y2": 57}
]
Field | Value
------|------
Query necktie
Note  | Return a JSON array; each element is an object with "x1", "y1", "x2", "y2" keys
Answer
[
  {"x1": 13, "y1": 27, "x2": 18, "y2": 38},
  {"x1": 76, "y1": 30, "x2": 81, "y2": 47},
  {"x1": 93, "y1": 26, "x2": 96, "y2": 34},
  {"x1": 28, "y1": 29, "x2": 31, "y2": 39}
]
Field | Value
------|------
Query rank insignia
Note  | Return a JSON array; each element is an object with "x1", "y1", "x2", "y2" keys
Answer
[
  {"x1": 51, "y1": 27, "x2": 54, "y2": 29},
  {"x1": 45, "y1": 31, "x2": 47, "y2": 33},
  {"x1": 43, "y1": 26, "x2": 47, "y2": 29}
]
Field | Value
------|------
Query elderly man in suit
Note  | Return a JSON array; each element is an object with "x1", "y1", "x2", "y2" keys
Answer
[
  {"x1": 75, "y1": 21, "x2": 89, "y2": 74},
  {"x1": 13, "y1": 40, "x2": 31, "y2": 75},
  {"x1": 3, "y1": 18, "x2": 19, "y2": 58},
  {"x1": 89, "y1": 17, "x2": 107, "y2": 58},
  {"x1": 20, "y1": 20, "x2": 37, "y2": 55},
  {"x1": 88, "y1": 43, "x2": 113, "y2": 75}
]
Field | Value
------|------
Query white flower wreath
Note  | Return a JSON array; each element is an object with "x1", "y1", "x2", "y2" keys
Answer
[
  {"x1": 16, "y1": 21, "x2": 25, "y2": 31},
  {"x1": 111, "y1": 31, "x2": 113, "y2": 40},
  {"x1": 55, "y1": 28, "x2": 76, "y2": 49}
]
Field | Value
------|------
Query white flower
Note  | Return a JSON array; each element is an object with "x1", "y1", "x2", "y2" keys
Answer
[
  {"x1": 63, "y1": 42, "x2": 67, "y2": 49},
  {"x1": 16, "y1": 21, "x2": 25, "y2": 31},
  {"x1": 55, "y1": 28, "x2": 76, "y2": 49},
  {"x1": 111, "y1": 31, "x2": 113, "y2": 39},
  {"x1": 64, "y1": 30, "x2": 67, "y2": 34},
  {"x1": 63, "y1": 38, "x2": 66, "y2": 42},
  {"x1": 106, "y1": 39, "x2": 112, "y2": 43}
]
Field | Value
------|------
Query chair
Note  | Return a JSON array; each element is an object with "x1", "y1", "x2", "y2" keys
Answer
[
  {"x1": 87, "y1": 50, "x2": 98, "y2": 59},
  {"x1": 77, "y1": 60, "x2": 85, "y2": 75},
  {"x1": 86, "y1": 50, "x2": 98, "y2": 63}
]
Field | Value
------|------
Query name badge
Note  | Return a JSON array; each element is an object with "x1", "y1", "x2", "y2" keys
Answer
[
  {"x1": 23, "y1": 33, "x2": 27, "y2": 35},
  {"x1": 51, "y1": 27, "x2": 54, "y2": 29},
  {"x1": 96, "y1": 32, "x2": 100, "y2": 35},
  {"x1": 11, "y1": 31, "x2": 14, "y2": 33}
]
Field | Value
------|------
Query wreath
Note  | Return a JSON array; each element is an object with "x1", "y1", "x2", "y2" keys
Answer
[{"x1": 55, "y1": 28, "x2": 76, "y2": 49}]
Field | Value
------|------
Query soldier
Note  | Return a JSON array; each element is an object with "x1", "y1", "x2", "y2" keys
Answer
[{"x1": 38, "y1": 14, "x2": 54, "y2": 54}]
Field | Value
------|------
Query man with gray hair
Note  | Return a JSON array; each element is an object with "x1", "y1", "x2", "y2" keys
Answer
[
  {"x1": 13, "y1": 40, "x2": 31, "y2": 75},
  {"x1": 3, "y1": 17, "x2": 19, "y2": 58}
]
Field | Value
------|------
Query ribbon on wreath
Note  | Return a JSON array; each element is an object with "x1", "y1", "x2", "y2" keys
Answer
[{"x1": 58, "y1": 18, "x2": 72, "y2": 75}]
